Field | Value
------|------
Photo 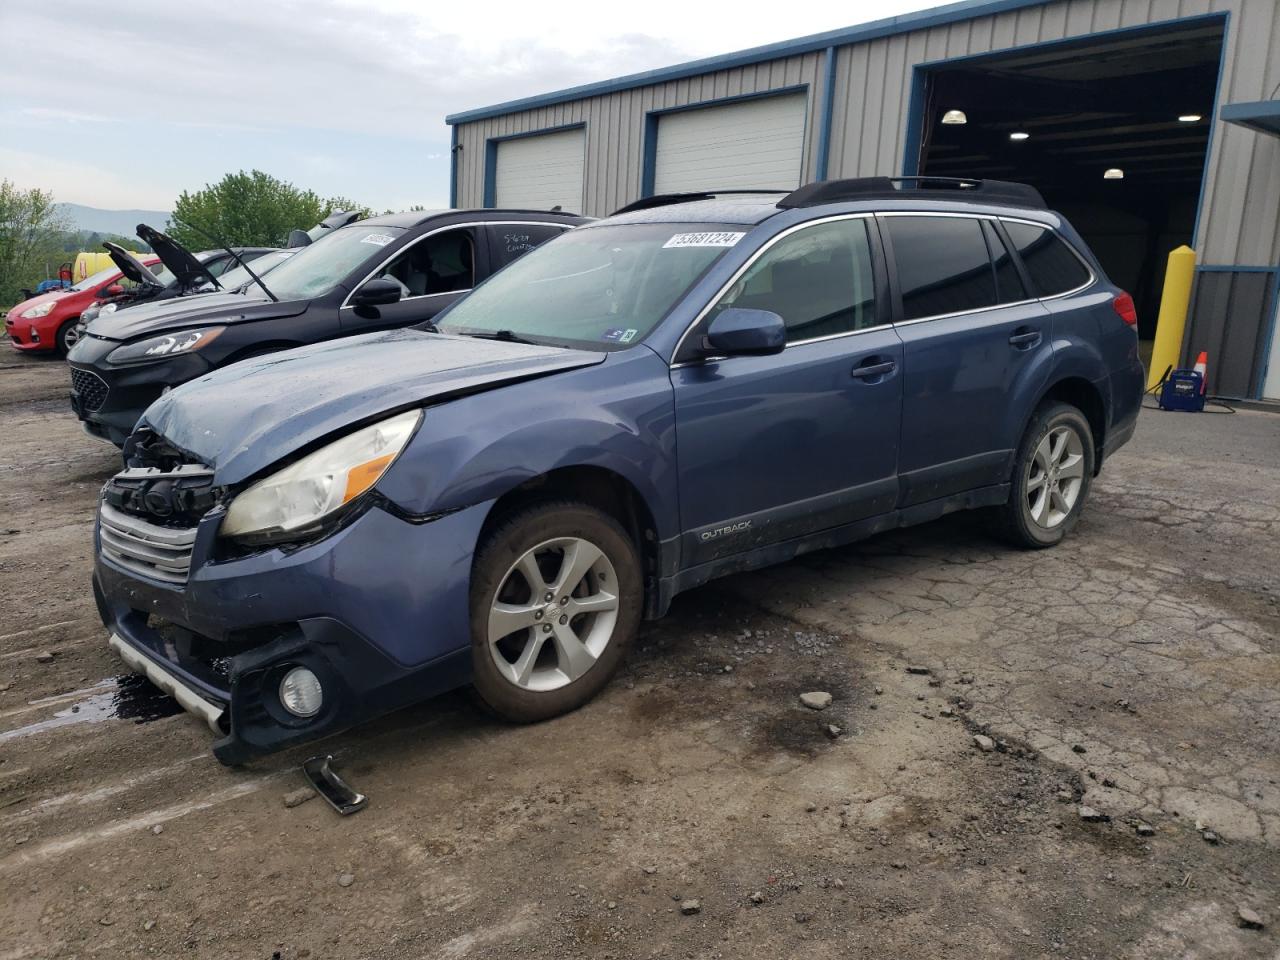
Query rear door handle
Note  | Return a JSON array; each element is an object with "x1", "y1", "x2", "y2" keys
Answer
[
  {"x1": 1009, "y1": 328, "x2": 1042, "y2": 348},
  {"x1": 851, "y1": 359, "x2": 896, "y2": 379}
]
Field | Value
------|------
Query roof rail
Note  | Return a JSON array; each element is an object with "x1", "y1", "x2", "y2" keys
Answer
[
  {"x1": 777, "y1": 177, "x2": 1046, "y2": 209},
  {"x1": 612, "y1": 189, "x2": 785, "y2": 216}
]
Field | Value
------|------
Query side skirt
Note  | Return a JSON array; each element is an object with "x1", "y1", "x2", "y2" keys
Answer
[{"x1": 649, "y1": 484, "x2": 1009, "y2": 618}]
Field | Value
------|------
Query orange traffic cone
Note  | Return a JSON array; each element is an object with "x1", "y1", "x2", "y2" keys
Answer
[{"x1": 1192, "y1": 350, "x2": 1208, "y2": 394}]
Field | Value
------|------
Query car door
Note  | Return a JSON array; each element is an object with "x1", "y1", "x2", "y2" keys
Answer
[
  {"x1": 341, "y1": 225, "x2": 486, "y2": 334},
  {"x1": 671, "y1": 215, "x2": 903, "y2": 567},
  {"x1": 882, "y1": 213, "x2": 1053, "y2": 507}
]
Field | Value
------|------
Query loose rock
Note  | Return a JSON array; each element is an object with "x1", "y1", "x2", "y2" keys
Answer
[
  {"x1": 1201, "y1": 829, "x2": 1221, "y2": 845},
  {"x1": 1237, "y1": 906, "x2": 1265, "y2": 929},
  {"x1": 680, "y1": 899, "x2": 701, "y2": 916},
  {"x1": 1078, "y1": 805, "x2": 1110, "y2": 823},
  {"x1": 749, "y1": 891, "x2": 764, "y2": 904},
  {"x1": 337, "y1": 873, "x2": 355, "y2": 888},
  {"x1": 824, "y1": 724, "x2": 842, "y2": 740},
  {"x1": 283, "y1": 787, "x2": 316, "y2": 809},
  {"x1": 799, "y1": 691, "x2": 832, "y2": 711},
  {"x1": 642, "y1": 866, "x2": 657, "y2": 875},
  {"x1": 973, "y1": 735, "x2": 996, "y2": 753},
  {"x1": 35, "y1": 652, "x2": 55, "y2": 664},
  {"x1": 905, "y1": 665, "x2": 930, "y2": 675},
  {"x1": 1135, "y1": 822, "x2": 1155, "y2": 837},
  {"x1": 151, "y1": 824, "x2": 164, "y2": 836}
]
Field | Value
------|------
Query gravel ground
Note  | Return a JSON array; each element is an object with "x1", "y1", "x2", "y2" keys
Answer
[{"x1": 1, "y1": 350, "x2": 1277, "y2": 959}]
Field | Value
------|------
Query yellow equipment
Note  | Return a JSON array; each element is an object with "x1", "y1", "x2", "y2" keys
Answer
[{"x1": 1146, "y1": 245, "x2": 1196, "y2": 391}]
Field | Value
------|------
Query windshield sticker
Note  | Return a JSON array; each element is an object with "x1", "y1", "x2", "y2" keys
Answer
[
  {"x1": 602, "y1": 327, "x2": 639, "y2": 344},
  {"x1": 619, "y1": 328, "x2": 638, "y2": 343},
  {"x1": 361, "y1": 234, "x2": 396, "y2": 247},
  {"x1": 663, "y1": 232, "x2": 746, "y2": 249}
]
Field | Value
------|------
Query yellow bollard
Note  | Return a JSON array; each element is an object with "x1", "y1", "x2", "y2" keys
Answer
[{"x1": 1146, "y1": 245, "x2": 1197, "y2": 391}]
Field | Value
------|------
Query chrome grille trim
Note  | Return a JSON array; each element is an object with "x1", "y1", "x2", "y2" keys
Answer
[{"x1": 99, "y1": 502, "x2": 198, "y2": 585}]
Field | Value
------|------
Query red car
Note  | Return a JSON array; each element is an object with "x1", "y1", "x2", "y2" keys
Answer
[{"x1": 5, "y1": 258, "x2": 161, "y2": 356}]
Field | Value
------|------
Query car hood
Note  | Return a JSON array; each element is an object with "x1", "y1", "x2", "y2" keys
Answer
[
  {"x1": 137, "y1": 224, "x2": 218, "y2": 290},
  {"x1": 83, "y1": 291, "x2": 303, "y2": 341},
  {"x1": 8, "y1": 288, "x2": 74, "y2": 316},
  {"x1": 138, "y1": 329, "x2": 606, "y2": 485},
  {"x1": 105, "y1": 242, "x2": 164, "y2": 290}
]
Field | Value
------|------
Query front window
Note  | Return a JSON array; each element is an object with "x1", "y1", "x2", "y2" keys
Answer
[
  {"x1": 249, "y1": 224, "x2": 407, "y2": 301},
  {"x1": 437, "y1": 222, "x2": 747, "y2": 350},
  {"x1": 69, "y1": 266, "x2": 123, "y2": 292}
]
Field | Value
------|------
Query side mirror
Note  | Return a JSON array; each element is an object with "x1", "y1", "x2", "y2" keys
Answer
[
  {"x1": 703, "y1": 307, "x2": 786, "y2": 357},
  {"x1": 103, "y1": 284, "x2": 125, "y2": 297},
  {"x1": 352, "y1": 277, "x2": 402, "y2": 307},
  {"x1": 286, "y1": 229, "x2": 311, "y2": 248}
]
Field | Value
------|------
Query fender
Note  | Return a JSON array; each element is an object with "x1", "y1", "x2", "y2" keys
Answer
[{"x1": 377, "y1": 348, "x2": 680, "y2": 542}]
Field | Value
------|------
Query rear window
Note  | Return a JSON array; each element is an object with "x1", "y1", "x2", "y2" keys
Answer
[
  {"x1": 1003, "y1": 221, "x2": 1092, "y2": 297},
  {"x1": 886, "y1": 216, "x2": 996, "y2": 321}
]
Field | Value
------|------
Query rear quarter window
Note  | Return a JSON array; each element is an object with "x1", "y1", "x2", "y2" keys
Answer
[{"x1": 1003, "y1": 221, "x2": 1092, "y2": 297}]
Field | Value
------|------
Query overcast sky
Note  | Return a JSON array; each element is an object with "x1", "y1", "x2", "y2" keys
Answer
[{"x1": 1, "y1": 0, "x2": 940, "y2": 213}]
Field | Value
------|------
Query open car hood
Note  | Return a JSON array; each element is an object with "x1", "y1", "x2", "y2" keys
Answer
[
  {"x1": 136, "y1": 223, "x2": 218, "y2": 290},
  {"x1": 104, "y1": 242, "x2": 163, "y2": 290},
  {"x1": 137, "y1": 329, "x2": 605, "y2": 485}
]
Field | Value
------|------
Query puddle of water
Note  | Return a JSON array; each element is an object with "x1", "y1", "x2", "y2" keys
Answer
[{"x1": 0, "y1": 674, "x2": 184, "y2": 745}]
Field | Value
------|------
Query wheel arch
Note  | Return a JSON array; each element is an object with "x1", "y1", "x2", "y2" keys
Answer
[
  {"x1": 1032, "y1": 376, "x2": 1107, "y2": 474},
  {"x1": 480, "y1": 465, "x2": 666, "y2": 618}
]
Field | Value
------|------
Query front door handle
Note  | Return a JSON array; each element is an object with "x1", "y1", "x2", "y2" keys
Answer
[
  {"x1": 1009, "y1": 328, "x2": 1042, "y2": 349},
  {"x1": 851, "y1": 359, "x2": 896, "y2": 380}
]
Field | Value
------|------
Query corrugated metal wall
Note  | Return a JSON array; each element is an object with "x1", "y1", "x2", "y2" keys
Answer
[
  {"x1": 454, "y1": 0, "x2": 1279, "y2": 271},
  {"x1": 454, "y1": 52, "x2": 826, "y2": 217}
]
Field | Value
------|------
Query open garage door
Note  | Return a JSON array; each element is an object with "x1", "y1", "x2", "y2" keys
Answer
[
  {"x1": 915, "y1": 20, "x2": 1224, "y2": 342},
  {"x1": 494, "y1": 128, "x2": 585, "y2": 212},
  {"x1": 654, "y1": 92, "x2": 807, "y2": 194}
]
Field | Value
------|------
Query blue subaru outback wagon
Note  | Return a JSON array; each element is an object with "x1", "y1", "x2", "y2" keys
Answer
[{"x1": 93, "y1": 178, "x2": 1143, "y2": 763}]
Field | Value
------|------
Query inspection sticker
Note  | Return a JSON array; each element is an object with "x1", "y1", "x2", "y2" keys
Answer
[
  {"x1": 361, "y1": 233, "x2": 396, "y2": 247},
  {"x1": 663, "y1": 232, "x2": 746, "y2": 249}
]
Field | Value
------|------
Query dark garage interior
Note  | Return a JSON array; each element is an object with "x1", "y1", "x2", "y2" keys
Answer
[{"x1": 917, "y1": 20, "x2": 1225, "y2": 339}]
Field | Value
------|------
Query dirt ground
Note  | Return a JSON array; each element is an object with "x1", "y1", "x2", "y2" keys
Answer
[{"x1": 1, "y1": 349, "x2": 1277, "y2": 960}]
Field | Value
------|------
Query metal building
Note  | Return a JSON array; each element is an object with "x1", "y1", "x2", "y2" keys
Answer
[{"x1": 446, "y1": 0, "x2": 1280, "y2": 400}]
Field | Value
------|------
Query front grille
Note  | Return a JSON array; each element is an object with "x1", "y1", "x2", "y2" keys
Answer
[
  {"x1": 71, "y1": 367, "x2": 109, "y2": 411},
  {"x1": 99, "y1": 502, "x2": 197, "y2": 585}
]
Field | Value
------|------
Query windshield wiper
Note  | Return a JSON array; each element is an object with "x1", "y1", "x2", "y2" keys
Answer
[
  {"x1": 465, "y1": 329, "x2": 537, "y2": 345},
  {"x1": 173, "y1": 217, "x2": 279, "y2": 303}
]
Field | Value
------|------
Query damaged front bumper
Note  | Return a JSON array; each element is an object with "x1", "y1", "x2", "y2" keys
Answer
[{"x1": 95, "y1": 496, "x2": 493, "y2": 764}]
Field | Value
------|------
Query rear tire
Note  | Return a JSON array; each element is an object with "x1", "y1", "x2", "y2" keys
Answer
[
  {"x1": 469, "y1": 500, "x2": 641, "y2": 723},
  {"x1": 996, "y1": 402, "x2": 1095, "y2": 549}
]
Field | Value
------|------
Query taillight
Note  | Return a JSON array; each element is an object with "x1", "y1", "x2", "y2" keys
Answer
[{"x1": 1112, "y1": 292, "x2": 1138, "y2": 326}]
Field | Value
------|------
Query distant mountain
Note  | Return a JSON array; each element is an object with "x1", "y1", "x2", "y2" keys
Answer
[{"x1": 56, "y1": 203, "x2": 170, "y2": 238}]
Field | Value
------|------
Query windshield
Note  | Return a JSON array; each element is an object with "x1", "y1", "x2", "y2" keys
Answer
[
  {"x1": 69, "y1": 265, "x2": 124, "y2": 292},
  {"x1": 211, "y1": 249, "x2": 296, "y2": 294},
  {"x1": 437, "y1": 222, "x2": 746, "y2": 350},
  {"x1": 249, "y1": 224, "x2": 406, "y2": 301}
]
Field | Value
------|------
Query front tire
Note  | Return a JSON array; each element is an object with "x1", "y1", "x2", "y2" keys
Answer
[
  {"x1": 997, "y1": 402, "x2": 1095, "y2": 548},
  {"x1": 56, "y1": 319, "x2": 79, "y2": 357},
  {"x1": 469, "y1": 500, "x2": 641, "y2": 723}
]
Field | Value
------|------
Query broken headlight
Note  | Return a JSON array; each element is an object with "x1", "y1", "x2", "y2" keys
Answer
[
  {"x1": 220, "y1": 409, "x2": 421, "y2": 544},
  {"x1": 107, "y1": 326, "x2": 225, "y2": 364}
]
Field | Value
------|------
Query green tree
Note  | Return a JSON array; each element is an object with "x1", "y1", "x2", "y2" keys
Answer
[
  {"x1": 168, "y1": 170, "x2": 371, "y2": 249},
  {"x1": 0, "y1": 180, "x2": 70, "y2": 308}
]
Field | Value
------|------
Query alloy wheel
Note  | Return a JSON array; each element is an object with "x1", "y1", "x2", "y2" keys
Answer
[
  {"x1": 487, "y1": 536, "x2": 619, "y2": 692},
  {"x1": 1026, "y1": 425, "x2": 1085, "y2": 529}
]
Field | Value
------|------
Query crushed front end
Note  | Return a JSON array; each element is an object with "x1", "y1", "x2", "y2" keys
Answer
[{"x1": 94, "y1": 428, "x2": 486, "y2": 765}]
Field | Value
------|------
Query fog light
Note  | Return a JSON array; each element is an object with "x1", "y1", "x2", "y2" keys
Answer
[{"x1": 279, "y1": 666, "x2": 323, "y2": 717}]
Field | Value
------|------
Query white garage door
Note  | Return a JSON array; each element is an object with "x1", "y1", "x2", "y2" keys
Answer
[
  {"x1": 494, "y1": 128, "x2": 585, "y2": 212},
  {"x1": 654, "y1": 93, "x2": 807, "y2": 194}
]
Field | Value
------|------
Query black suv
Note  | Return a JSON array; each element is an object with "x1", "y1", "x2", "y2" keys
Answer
[{"x1": 67, "y1": 209, "x2": 587, "y2": 445}]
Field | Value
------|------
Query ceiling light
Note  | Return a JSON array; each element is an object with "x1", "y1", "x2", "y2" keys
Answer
[
  {"x1": 1009, "y1": 131, "x2": 1030, "y2": 141},
  {"x1": 1178, "y1": 114, "x2": 1202, "y2": 122},
  {"x1": 1103, "y1": 168, "x2": 1125, "y2": 180},
  {"x1": 941, "y1": 109, "x2": 967, "y2": 125}
]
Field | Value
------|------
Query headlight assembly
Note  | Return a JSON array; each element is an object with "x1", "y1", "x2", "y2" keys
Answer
[
  {"x1": 220, "y1": 409, "x2": 422, "y2": 544},
  {"x1": 107, "y1": 327, "x2": 225, "y2": 364},
  {"x1": 21, "y1": 302, "x2": 55, "y2": 319}
]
